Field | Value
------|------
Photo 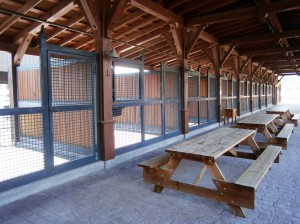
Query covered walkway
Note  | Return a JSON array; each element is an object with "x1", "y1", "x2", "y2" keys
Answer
[{"x1": 0, "y1": 104, "x2": 299, "y2": 224}]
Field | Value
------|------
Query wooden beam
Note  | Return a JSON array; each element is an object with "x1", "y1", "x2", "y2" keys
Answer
[
  {"x1": 199, "y1": 31, "x2": 219, "y2": 44},
  {"x1": 163, "y1": 34, "x2": 179, "y2": 59},
  {"x1": 252, "y1": 63, "x2": 262, "y2": 79},
  {"x1": 241, "y1": 57, "x2": 252, "y2": 72},
  {"x1": 253, "y1": 55, "x2": 300, "y2": 63},
  {"x1": 107, "y1": 0, "x2": 129, "y2": 31},
  {"x1": 186, "y1": 0, "x2": 300, "y2": 26},
  {"x1": 220, "y1": 45, "x2": 235, "y2": 67},
  {"x1": 13, "y1": 34, "x2": 33, "y2": 66},
  {"x1": 240, "y1": 47, "x2": 300, "y2": 56},
  {"x1": 186, "y1": 24, "x2": 206, "y2": 56},
  {"x1": 130, "y1": 0, "x2": 183, "y2": 24},
  {"x1": 13, "y1": 0, "x2": 75, "y2": 43},
  {"x1": 222, "y1": 30, "x2": 300, "y2": 45},
  {"x1": 0, "y1": 0, "x2": 43, "y2": 35},
  {"x1": 78, "y1": 0, "x2": 99, "y2": 30},
  {"x1": 169, "y1": 23, "x2": 183, "y2": 55}
]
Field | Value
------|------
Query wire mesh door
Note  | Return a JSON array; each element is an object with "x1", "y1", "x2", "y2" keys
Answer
[
  {"x1": 161, "y1": 64, "x2": 181, "y2": 137},
  {"x1": 46, "y1": 50, "x2": 97, "y2": 171}
]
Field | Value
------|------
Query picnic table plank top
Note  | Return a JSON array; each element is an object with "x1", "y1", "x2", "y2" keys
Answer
[
  {"x1": 237, "y1": 114, "x2": 279, "y2": 126},
  {"x1": 266, "y1": 106, "x2": 289, "y2": 113},
  {"x1": 166, "y1": 127, "x2": 255, "y2": 159}
]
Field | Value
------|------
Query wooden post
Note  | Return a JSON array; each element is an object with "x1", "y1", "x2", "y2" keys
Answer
[
  {"x1": 91, "y1": 0, "x2": 115, "y2": 161},
  {"x1": 182, "y1": 60, "x2": 189, "y2": 134},
  {"x1": 211, "y1": 44, "x2": 222, "y2": 123}
]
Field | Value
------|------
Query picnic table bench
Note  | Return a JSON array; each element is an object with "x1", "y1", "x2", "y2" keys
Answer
[
  {"x1": 237, "y1": 113, "x2": 294, "y2": 149},
  {"x1": 139, "y1": 127, "x2": 281, "y2": 217},
  {"x1": 266, "y1": 106, "x2": 298, "y2": 126}
]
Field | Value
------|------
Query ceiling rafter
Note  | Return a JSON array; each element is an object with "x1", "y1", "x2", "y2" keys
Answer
[
  {"x1": 107, "y1": 0, "x2": 129, "y2": 31},
  {"x1": 12, "y1": 0, "x2": 75, "y2": 44},
  {"x1": 14, "y1": 34, "x2": 33, "y2": 65},
  {"x1": 0, "y1": 0, "x2": 43, "y2": 35},
  {"x1": 186, "y1": 0, "x2": 300, "y2": 26},
  {"x1": 222, "y1": 29, "x2": 300, "y2": 45},
  {"x1": 130, "y1": 0, "x2": 183, "y2": 24},
  {"x1": 77, "y1": 0, "x2": 99, "y2": 30}
]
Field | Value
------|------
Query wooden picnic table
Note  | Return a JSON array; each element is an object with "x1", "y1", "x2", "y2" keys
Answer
[
  {"x1": 266, "y1": 106, "x2": 292, "y2": 121},
  {"x1": 139, "y1": 127, "x2": 281, "y2": 217},
  {"x1": 237, "y1": 113, "x2": 294, "y2": 149}
]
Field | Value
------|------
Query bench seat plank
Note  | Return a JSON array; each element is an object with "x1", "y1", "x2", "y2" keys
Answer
[
  {"x1": 291, "y1": 114, "x2": 299, "y2": 126},
  {"x1": 138, "y1": 153, "x2": 171, "y2": 168},
  {"x1": 235, "y1": 145, "x2": 281, "y2": 189},
  {"x1": 277, "y1": 123, "x2": 294, "y2": 139}
]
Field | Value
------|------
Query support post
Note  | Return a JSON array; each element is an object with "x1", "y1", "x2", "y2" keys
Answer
[{"x1": 92, "y1": 0, "x2": 115, "y2": 160}]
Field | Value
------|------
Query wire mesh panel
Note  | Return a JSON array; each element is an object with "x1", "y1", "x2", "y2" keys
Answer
[
  {"x1": 52, "y1": 110, "x2": 94, "y2": 166},
  {"x1": 164, "y1": 68, "x2": 180, "y2": 135},
  {"x1": 144, "y1": 104, "x2": 162, "y2": 140},
  {"x1": 208, "y1": 99, "x2": 217, "y2": 121},
  {"x1": 209, "y1": 77, "x2": 217, "y2": 97},
  {"x1": 188, "y1": 101, "x2": 199, "y2": 127},
  {"x1": 165, "y1": 103, "x2": 179, "y2": 134},
  {"x1": 17, "y1": 68, "x2": 41, "y2": 108},
  {"x1": 113, "y1": 106, "x2": 142, "y2": 149},
  {"x1": 165, "y1": 71, "x2": 179, "y2": 99},
  {"x1": 200, "y1": 100, "x2": 208, "y2": 124},
  {"x1": 50, "y1": 54, "x2": 93, "y2": 106},
  {"x1": 49, "y1": 52, "x2": 96, "y2": 167},
  {"x1": 144, "y1": 73, "x2": 161, "y2": 99},
  {"x1": 188, "y1": 76, "x2": 199, "y2": 97},
  {"x1": 0, "y1": 112, "x2": 44, "y2": 182}
]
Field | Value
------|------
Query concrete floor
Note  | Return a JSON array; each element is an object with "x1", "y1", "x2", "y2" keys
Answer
[{"x1": 0, "y1": 104, "x2": 300, "y2": 224}]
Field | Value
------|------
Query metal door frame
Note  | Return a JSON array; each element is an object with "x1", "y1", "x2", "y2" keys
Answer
[{"x1": 40, "y1": 31, "x2": 99, "y2": 175}]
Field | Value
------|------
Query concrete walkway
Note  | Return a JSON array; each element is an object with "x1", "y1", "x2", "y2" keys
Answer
[{"x1": 0, "y1": 104, "x2": 300, "y2": 224}]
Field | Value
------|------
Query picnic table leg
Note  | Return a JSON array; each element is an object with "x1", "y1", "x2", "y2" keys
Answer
[
  {"x1": 206, "y1": 163, "x2": 246, "y2": 218},
  {"x1": 153, "y1": 157, "x2": 181, "y2": 193},
  {"x1": 268, "y1": 122, "x2": 279, "y2": 134},
  {"x1": 245, "y1": 135, "x2": 261, "y2": 156},
  {"x1": 286, "y1": 110, "x2": 292, "y2": 119},
  {"x1": 260, "y1": 126, "x2": 274, "y2": 143}
]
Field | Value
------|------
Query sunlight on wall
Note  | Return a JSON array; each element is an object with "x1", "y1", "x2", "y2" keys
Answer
[{"x1": 281, "y1": 76, "x2": 300, "y2": 104}]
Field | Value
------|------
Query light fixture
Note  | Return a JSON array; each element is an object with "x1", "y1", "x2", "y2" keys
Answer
[
  {"x1": 185, "y1": 65, "x2": 194, "y2": 72},
  {"x1": 106, "y1": 48, "x2": 119, "y2": 58}
]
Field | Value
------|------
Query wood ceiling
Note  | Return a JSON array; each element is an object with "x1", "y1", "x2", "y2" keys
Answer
[{"x1": 0, "y1": 0, "x2": 300, "y2": 78}]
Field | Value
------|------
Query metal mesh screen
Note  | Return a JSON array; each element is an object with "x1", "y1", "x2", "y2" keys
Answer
[
  {"x1": 208, "y1": 100, "x2": 217, "y2": 121},
  {"x1": 113, "y1": 106, "x2": 141, "y2": 149},
  {"x1": 52, "y1": 110, "x2": 94, "y2": 166},
  {"x1": 144, "y1": 73, "x2": 161, "y2": 99},
  {"x1": 200, "y1": 100, "x2": 208, "y2": 123},
  {"x1": 17, "y1": 69, "x2": 41, "y2": 108},
  {"x1": 233, "y1": 98, "x2": 238, "y2": 109},
  {"x1": 50, "y1": 54, "x2": 93, "y2": 106},
  {"x1": 188, "y1": 76, "x2": 199, "y2": 97},
  {"x1": 209, "y1": 77, "x2": 216, "y2": 97},
  {"x1": 253, "y1": 96, "x2": 259, "y2": 110},
  {"x1": 165, "y1": 71, "x2": 179, "y2": 99},
  {"x1": 114, "y1": 72, "x2": 140, "y2": 101},
  {"x1": 222, "y1": 99, "x2": 227, "y2": 109},
  {"x1": 227, "y1": 99, "x2": 232, "y2": 108},
  {"x1": 221, "y1": 79, "x2": 227, "y2": 97},
  {"x1": 144, "y1": 104, "x2": 162, "y2": 140},
  {"x1": 49, "y1": 53, "x2": 95, "y2": 166},
  {"x1": 233, "y1": 81, "x2": 237, "y2": 96},
  {"x1": 0, "y1": 113, "x2": 44, "y2": 182},
  {"x1": 188, "y1": 101, "x2": 199, "y2": 127},
  {"x1": 165, "y1": 103, "x2": 179, "y2": 134}
]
